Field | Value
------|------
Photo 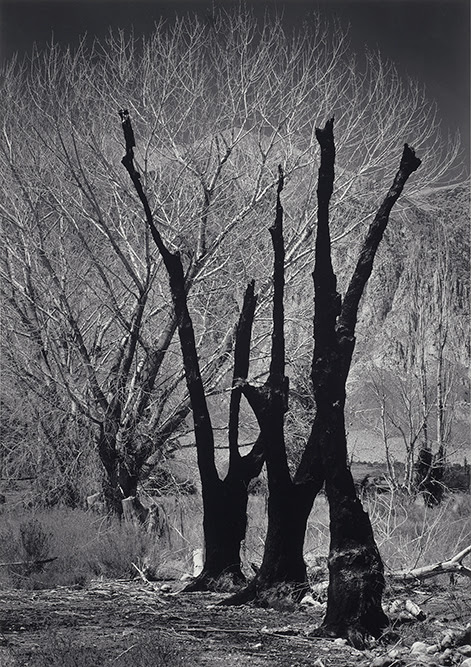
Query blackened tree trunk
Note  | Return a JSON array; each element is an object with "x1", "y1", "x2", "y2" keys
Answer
[
  {"x1": 304, "y1": 120, "x2": 421, "y2": 646},
  {"x1": 246, "y1": 167, "x2": 308, "y2": 598},
  {"x1": 119, "y1": 109, "x2": 264, "y2": 589},
  {"x1": 225, "y1": 168, "x2": 324, "y2": 605},
  {"x1": 227, "y1": 121, "x2": 421, "y2": 643},
  {"x1": 186, "y1": 281, "x2": 264, "y2": 590}
]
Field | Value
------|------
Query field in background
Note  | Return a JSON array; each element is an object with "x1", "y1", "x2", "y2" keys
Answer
[{"x1": 1, "y1": 490, "x2": 469, "y2": 591}]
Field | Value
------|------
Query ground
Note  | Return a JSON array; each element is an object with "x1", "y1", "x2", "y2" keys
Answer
[{"x1": 0, "y1": 578, "x2": 470, "y2": 666}]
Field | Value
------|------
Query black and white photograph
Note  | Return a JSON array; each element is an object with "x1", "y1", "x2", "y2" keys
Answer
[{"x1": 0, "y1": 1, "x2": 469, "y2": 665}]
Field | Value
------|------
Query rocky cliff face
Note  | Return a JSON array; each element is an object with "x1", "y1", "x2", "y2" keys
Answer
[{"x1": 177, "y1": 183, "x2": 470, "y2": 466}]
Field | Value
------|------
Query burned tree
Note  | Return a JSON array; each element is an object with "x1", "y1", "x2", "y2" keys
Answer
[
  {"x1": 119, "y1": 98, "x2": 422, "y2": 632},
  {"x1": 300, "y1": 120, "x2": 419, "y2": 644},
  {"x1": 223, "y1": 166, "x2": 322, "y2": 605},
  {"x1": 227, "y1": 119, "x2": 421, "y2": 646},
  {"x1": 119, "y1": 109, "x2": 264, "y2": 589}
]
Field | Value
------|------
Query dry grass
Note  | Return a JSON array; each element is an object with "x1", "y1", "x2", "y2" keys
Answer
[
  {"x1": 8, "y1": 629, "x2": 184, "y2": 667},
  {"x1": 0, "y1": 509, "x2": 155, "y2": 589},
  {"x1": 1, "y1": 491, "x2": 469, "y2": 591},
  {"x1": 365, "y1": 491, "x2": 471, "y2": 573}
]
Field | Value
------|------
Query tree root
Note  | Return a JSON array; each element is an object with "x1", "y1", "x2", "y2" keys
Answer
[
  {"x1": 220, "y1": 578, "x2": 309, "y2": 607},
  {"x1": 183, "y1": 569, "x2": 246, "y2": 593}
]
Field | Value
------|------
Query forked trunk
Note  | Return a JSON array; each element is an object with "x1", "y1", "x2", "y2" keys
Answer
[
  {"x1": 305, "y1": 120, "x2": 420, "y2": 644},
  {"x1": 119, "y1": 110, "x2": 264, "y2": 588},
  {"x1": 224, "y1": 167, "x2": 319, "y2": 605}
]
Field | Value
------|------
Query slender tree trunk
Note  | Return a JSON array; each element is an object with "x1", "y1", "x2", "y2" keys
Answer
[
  {"x1": 307, "y1": 121, "x2": 420, "y2": 646},
  {"x1": 225, "y1": 167, "x2": 325, "y2": 605},
  {"x1": 119, "y1": 110, "x2": 264, "y2": 588},
  {"x1": 229, "y1": 122, "x2": 420, "y2": 645}
]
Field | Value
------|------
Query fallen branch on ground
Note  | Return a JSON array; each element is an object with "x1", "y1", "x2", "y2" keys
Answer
[
  {"x1": 131, "y1": 562, "x2": 171, "y2": 601},
  {"x1": 0, "y1": 557, "x2": 58, "y2": 567},
  {"x1": 390, "y1": 544, "x2": 471, "y2": 581}
]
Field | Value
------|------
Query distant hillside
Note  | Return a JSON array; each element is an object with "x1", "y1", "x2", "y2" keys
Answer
[
  {"x1": 344, "y1": 183, "x2": 470, "y2": 463},
  {"x1": 161, "y1": 184, "x2": 470, "y2": 473}
]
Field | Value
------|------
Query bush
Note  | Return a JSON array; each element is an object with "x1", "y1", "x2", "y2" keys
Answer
[
  {"x1": 365, "y1": 491, "x2": 471, "y2": 573},
  {"x1": 0, "y1": 509, "x2": 156, "y2": 589}
]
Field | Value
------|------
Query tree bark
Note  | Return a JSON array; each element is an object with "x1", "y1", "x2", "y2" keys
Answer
[
  {"x1": 224, "y1": 167, "x2": 319, "y2": 605},
  {"x1": 119, "y1": 109, "x2": 264, "y2": 588},
  {"x1": 305, "y1": 121, "x2": 421, "y2": 646}
]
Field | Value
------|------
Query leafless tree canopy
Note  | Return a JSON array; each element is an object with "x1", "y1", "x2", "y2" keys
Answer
[{"x1": 0, "y1": 8, "x2": 464, "y2": 505}]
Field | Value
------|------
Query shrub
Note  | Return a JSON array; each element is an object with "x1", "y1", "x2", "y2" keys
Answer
[
  {"x1": 19, "y1": 518, "x2": 52, "y2": 563},
  {"x1": 0, "y1": 509, "x2": 156, "y2": 589},
  {"x1": 365, "y1": 491, "x2": 471, "y2": 573}
]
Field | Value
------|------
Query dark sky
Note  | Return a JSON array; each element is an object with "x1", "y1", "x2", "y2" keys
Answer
[{"x1": 0, "y1": 0, "x2": 469, "y2": 169}]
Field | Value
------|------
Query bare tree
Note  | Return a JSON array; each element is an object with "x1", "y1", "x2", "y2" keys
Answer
[
  {"x1": 363, "y1": 205, "x2": 469, "y2": 498},
  {"x1": 0, "y1": 7, "x2": 461, "y2": 512},
  {"x1": 225, "y1": 120, "x2": 421, "y2": 648},
  {"x1": 119, "y1": 108, "x2": 265, "y2": 587}
]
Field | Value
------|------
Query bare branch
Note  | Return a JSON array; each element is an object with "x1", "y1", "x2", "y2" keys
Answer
[
  {"x1": 391, "y1": 544, "x2": 471, "y2": 581},
  {"x1": 338, "y1": 144, "x2": 421, "y2": 343}
]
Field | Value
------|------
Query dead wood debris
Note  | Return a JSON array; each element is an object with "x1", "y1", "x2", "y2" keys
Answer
[{"x1": 390, "y1": 544, "x2": 471, "y2": 582}]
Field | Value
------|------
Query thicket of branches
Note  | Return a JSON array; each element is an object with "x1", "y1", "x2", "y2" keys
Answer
[{"x1": 0, "y1": 7, "x2": 463, "y2": 510}]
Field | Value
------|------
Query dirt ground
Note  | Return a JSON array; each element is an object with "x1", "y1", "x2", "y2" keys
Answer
[{"x1": 0, "y1": 578, "x2": 470, "y2": 666}]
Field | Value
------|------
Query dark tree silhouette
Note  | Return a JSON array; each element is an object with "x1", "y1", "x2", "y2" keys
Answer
[
  {"x1": 119, "y1": 109, "x2": 264, "y2": 589},
  {"x1": 120, "y1": 105, "x2": 422, "y2": 634},
  {"x1": 301, "y1": 120, "x2": 420, "y2": 645},
  {"x1": 220, "y1": 166, "x2": 322, "y2": 605},
  {"x1": 226, "y1": 119, "x2": 421, "y2": 647}
]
